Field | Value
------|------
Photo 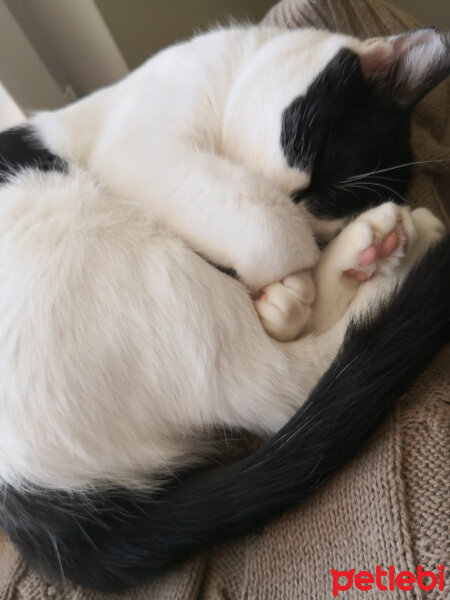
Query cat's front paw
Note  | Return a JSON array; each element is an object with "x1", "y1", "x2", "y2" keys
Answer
[
  {"x1": 340, "y1": 203, "x2": 446, "y2": 280},
  {"x1": 254, "y1": 270, "x2": 315, "y2": 341},
  {"x1": 336, "y1": 202, "x2": 415, "y2": 281}
]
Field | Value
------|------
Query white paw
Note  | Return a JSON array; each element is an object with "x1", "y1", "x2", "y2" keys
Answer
[
  {"x1": 329, "y1": 202, "x2": 415, "y2": 281},
  {"x1": 401, "y1": 207, "x2": 446, "y2": 266},
  {"x1": 411, "y1": 207, "x2": 446, "y2": 242},
  {"x1": 254, "y1": 270, "x2": 315, "y2": 341}
]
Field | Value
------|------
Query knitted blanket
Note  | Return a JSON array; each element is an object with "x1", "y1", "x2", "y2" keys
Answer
[{"x1": 1, "y1": 1, "x2": 448, "y2": 598}]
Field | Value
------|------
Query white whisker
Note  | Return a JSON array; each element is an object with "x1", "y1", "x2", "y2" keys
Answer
[
  {"x1": 341, "y1": 182, "x2": 384, "y2": 201},
  {"x1": 342, "y1": 158, "x2": 450, "y2": 184},
  {"x1": 358, "y1": 180, "x2": 407, "y2": 203}
]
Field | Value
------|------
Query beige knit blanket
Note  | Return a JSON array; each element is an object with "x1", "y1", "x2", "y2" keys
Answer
[{"x1": 1, "y1": 1, "x2": 448, "y2": 598}]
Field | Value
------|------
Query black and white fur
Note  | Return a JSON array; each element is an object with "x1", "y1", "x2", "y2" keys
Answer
[{"x1": 0, "y1": 25, "x2": 448, "y2": 591}]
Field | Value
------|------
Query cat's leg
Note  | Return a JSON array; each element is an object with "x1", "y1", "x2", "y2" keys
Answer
[
  {"x1": 252, "y1": 201, "x2": 436, "y2": 342},
  {"x1": 348, "y1": 205, "x2": 446, "y2": 311},
  {"x1": 150, "y1": 150, "x2": 321, "y2": 341},
  {"x1": 310, "y1": 203, "x2": 408, "y2": 331},
  {"x1": 149, "y1": 150, "x2": 320, "y2": 291},
  {"x1": 310, "y1": 202, "x2": 445, "y2": 332},
  {"x1": 251, "y1": 201, "x2": 415, "y2": 342}
]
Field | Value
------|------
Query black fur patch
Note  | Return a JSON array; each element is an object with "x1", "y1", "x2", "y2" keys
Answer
[
  {"x1": 0, "y1": 124, "x2": 67, "y2": 184},
  {"x1": 1, "y1": 235, "x2": 449, "y2": 592},
  {"x1": 281, "y1": 49, "x2": 413, "y2": 219}
]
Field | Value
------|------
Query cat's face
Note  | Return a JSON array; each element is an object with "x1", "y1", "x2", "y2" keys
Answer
[
  {"x1": 282, "y1": 48, "x2": 414, "y2": 220},
  {"x1": 224, "y1": 28, "x2": 449, "y2": 234},
  {"x1": 283, "y1": 29, "x2": 449, "y2": 227}
]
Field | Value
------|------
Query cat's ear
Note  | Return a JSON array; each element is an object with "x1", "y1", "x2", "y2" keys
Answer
[{"x1": 359, "y1": 28, "x2": 450, "y2": 107}]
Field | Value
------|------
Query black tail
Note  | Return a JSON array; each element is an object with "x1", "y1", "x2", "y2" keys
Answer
[{"x1": 2, "y1": 236, "x2": 449, "y2": 592}]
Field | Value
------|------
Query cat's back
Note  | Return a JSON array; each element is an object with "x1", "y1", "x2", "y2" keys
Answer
[{"x1": 102, "y1": 26, "x2": 285, "y2": 145}]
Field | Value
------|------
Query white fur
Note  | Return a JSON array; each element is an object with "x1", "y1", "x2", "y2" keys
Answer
[
  {"x1": 0, "y1": 26, "x2": 444, "y2": 489},
  {"x1": 0, "y1": 166, "x2": 332, "y2": 488},
  {"x1": 0, "y1": 164, "x2": 441, "y2": 489},
  {"x1": 33, "y1": 27, "x2": 370, "y2": 290}
]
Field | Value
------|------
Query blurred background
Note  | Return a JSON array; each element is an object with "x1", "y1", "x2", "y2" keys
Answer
[{"x1": 1, "y1": 0, "x2": 449, "y2": 128}]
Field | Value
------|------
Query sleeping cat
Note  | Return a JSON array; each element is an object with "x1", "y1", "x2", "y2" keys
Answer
[{"x1": 0, "y1": 25, "x2": 449, "y2": 592}]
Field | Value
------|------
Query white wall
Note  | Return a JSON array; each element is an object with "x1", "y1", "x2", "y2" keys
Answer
[
  {"x1": 5, "y1": 0, "x2": 129, "y2": 99},
  {"x1": 0, "y1": 0, "x2": 68, "y2": 113},
  {"x1": 0, "y1": 0, "x2": 129, "y2": 115},
  {"x1": 0, "y1": 83, "x2": 25, "y2": 131}
]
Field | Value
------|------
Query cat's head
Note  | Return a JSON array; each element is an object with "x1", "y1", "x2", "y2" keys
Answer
[{"x1": 224, "y1": 27, "x2": 449, "y2": 236}]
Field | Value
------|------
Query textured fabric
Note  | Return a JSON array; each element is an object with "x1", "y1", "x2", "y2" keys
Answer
[{"x1": 1, "y1": 1, "x2": 448, "y2": 598}]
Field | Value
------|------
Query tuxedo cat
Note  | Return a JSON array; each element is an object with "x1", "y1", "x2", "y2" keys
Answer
[{"x1": 0, "y1": 25, "x2": 448, "y2": 592}]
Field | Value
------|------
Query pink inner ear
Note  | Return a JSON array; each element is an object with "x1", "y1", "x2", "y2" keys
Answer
[
  {"x1": 357, "y1": 28, "x2": 448, "y2": 106},
  {"x1": 359, "y1": 39, "x2": 394, "y2": 78},
  {"x1": 359, "y1": 29, "x2": 444, "y2": 81}
]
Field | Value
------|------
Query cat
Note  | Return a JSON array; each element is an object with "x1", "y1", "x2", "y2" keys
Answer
[{"x1": 0, "y1": 25, "x2": 448, "y2": 592}]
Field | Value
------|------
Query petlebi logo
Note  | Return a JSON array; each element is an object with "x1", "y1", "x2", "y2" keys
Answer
[{"x1": 330, "y1": 564, "x2": 446, "y2": 597}]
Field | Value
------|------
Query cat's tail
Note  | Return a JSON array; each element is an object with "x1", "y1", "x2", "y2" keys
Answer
[{"x1": 2, "y1": 235, "x2": 449, "y2": 592}]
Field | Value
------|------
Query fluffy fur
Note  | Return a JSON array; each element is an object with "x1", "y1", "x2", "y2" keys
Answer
[{"x1": 0, "y1": 25, "x2": 448, "y2": 591}]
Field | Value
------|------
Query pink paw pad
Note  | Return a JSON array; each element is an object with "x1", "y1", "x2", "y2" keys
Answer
[
  {"x1": 379, "y1": 231, "x2": 399, "y2": 257},
  {"x1": 345, "y1": 230, "x2": 402, "y2": 281},
  {"x1": 358, "y1": 245, "x2": 377, "y2": 266}
]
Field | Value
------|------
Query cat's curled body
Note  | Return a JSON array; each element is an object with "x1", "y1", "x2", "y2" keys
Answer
[
  {"x1": 0, "y1": 25, "x2": 449, "y2": 591},
  {"x1": 32, "y1": 26, "x2": 446, "y2": 290},
  {"x1": 36, "y1": 27, "x2": 325, "y2": 291}
]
